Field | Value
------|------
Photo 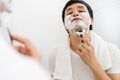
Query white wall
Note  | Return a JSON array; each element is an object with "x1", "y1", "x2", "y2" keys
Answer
[
  {"x1": 9, "y1": 0, "x2": 120, "y2": 70},
  {"x1": 9, "y1": 0, "x2": 68, "y2": 70},
  {"x1": 86, "y1": 0, "x2": 120, "y2": 48}
]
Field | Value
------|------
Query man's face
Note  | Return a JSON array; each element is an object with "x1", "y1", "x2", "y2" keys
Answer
[
  {"x1": 64, "y1": 3, "x2": 93, "y2": 34},
  {"x1": 0, "y1": 0, "x2": 12, "y2": 13},
  {"x1": 0, "y1": 0, "x2": 12, "y2": 27}
]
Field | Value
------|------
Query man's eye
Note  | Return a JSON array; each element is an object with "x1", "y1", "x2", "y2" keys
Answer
[
  {"x1": 67, "y1": 12, "x2": 72, "y2": 15},
  {"x1": 78, "y1": 10, "x2": 84, "y2": 12}
]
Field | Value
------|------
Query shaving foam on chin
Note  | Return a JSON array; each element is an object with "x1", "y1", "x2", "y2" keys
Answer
[
  {"x1": 65, "y1": 12, "x2": 91, "y2": 29},
  {"x1": 75, "y1": 29, "x2": 85, "y2": 36},
  {"x1": 75, "y1": 28, "x2": 89, "y2": 37},
  {"x1": 64, "y1": 12, "x2": 91, "y2": 37}
]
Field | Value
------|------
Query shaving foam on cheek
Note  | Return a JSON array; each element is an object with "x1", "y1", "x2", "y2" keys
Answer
[
  {"x1": 64, "y1": 15, "x2": 73, "y2": 30},
  {"x1": 80, "y1": 12, "x2": 91, "y2": 28}
]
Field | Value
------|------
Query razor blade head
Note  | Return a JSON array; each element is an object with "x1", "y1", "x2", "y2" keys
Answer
[{"x1": 75, "y1": 29, "x2": 85, "y2": 36}]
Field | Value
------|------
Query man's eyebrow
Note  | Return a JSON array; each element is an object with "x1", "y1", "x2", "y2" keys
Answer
[
  {"x1": 66, "y1": 5, "x2": 85, "y2": 12},
  {"x1": 66, "y1": 7, "x2": 72, "y2": 12},
  {"x1": 77, "y1": 6, "x2": 84, "y2": 9}
]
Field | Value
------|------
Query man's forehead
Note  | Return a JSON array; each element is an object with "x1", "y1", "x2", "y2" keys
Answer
[{"x1": 66, "y1": 3, "x2": 86, "y2": 12}]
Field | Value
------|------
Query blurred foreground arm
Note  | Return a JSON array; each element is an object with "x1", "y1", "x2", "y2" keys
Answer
[{"x1": 11, "y1": 35, "x2": 42, "y2": 62}]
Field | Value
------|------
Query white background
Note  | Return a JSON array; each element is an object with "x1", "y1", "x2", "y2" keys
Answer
[{"x1": 9, "y1": 0, "x2": 120, "y2": 70}]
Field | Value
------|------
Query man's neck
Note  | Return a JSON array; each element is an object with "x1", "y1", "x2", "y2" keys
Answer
[{"x1": 69, "y1": 31, "x2": 91, "y2": 51}]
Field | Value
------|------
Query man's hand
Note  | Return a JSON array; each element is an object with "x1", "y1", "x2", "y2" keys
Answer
[
  {"x1": 11, "y1": 35, "x2": 42, "y2": 62},
  {"x1": 70, "y1": 32, "x2": 98, "y2": 67},
  {"x1": 70, "y1": 32, "x2": 113, "y2": 80},
  {"x1": 75, "y1": 37, "x2": 97, "y2": 67}
]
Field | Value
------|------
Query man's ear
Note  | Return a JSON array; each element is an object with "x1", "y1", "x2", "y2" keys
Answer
[
  {"x1": 89, "y1": 18, "x2": 94, "y2": 30},
  {"x1": 89, "y1": 25, "x2": 93, "y2": 30}
]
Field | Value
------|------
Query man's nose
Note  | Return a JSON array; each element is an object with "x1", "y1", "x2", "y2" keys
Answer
[{"x1": 72, "y1": 11, "x2": 79, "y2": 17}]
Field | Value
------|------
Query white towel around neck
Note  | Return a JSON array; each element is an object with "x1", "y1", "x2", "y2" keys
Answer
[
  {"x1": 53, "y1": 31, "x2": 111, "y2": 80},
  {"x1": 53, "y1": 43, "x2": 72, "y2": 80}
]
